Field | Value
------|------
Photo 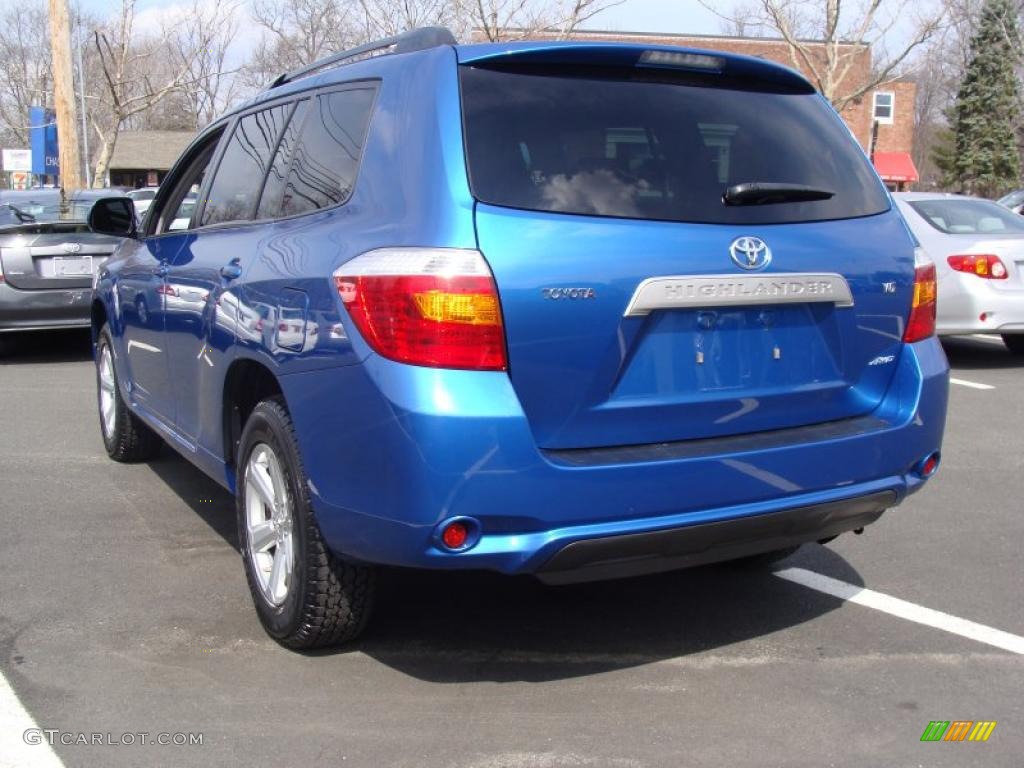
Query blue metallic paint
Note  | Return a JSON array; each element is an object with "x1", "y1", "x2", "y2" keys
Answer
[
  {"x1": 92, "y1": 40, "x2": 949, "y2": 579},
  {"x1": 280, "y1": 335, "x2": 946, "y2": 572}
]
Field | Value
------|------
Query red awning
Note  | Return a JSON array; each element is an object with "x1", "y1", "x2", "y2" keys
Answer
[{"x1": 872, "y1": 152, "x2": 919, "y2": 183}]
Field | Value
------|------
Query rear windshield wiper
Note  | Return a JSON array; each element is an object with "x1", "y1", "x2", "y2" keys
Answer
[
  {"x1": 723, "y1": 183, "x2": 835, "y2": 207},
  {"x1": 2, "y1": 203, "x2": 36, "y2": 223}
]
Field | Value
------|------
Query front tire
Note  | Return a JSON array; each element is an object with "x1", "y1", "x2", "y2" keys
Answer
[
  {"x1": 96, "y1": 325, "x2": 161, "y2": 462},
  {"x1": 237, "y1": 397, "x2": 374, "y2": 649},
  {"x1": 1001, "y1": 334, "x2": 1024, "y2": 355}
]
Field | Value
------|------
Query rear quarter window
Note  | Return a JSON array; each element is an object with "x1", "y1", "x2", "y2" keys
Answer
[
  {"x1": 276, "y1": 88, "x2": 376, "y2": 218},
  {"x1": 459, "y1": 65, "x2": 890, "y2": 225},
  {"x1": 908, "y1": 199, "x2": 1024, "y2": 234}
]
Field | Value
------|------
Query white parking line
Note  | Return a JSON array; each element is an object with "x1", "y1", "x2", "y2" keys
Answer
[
  {"x1": 0, "y1": 670, "x2": 64, "y2": 768},
  {"x1": 950, "y1": 377, "x2": 995, "y2": 390},
  {"x1": 775, "y1": 567, "x2": 1024, "y2": 655}
]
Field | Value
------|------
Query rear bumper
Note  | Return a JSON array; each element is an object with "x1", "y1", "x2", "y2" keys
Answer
[
  {"x1": 281, "y1": 337, "x2": 948, "y2": 579},
  {"x1": 537, "y1": 490, "x2": 894, "y2": 584},
  {"x1": 0, "y1": 282, "x2": 92, "y2": 331},
  {"x1": 936, "y1": 276, "x2": 1024, "y2": 334}
]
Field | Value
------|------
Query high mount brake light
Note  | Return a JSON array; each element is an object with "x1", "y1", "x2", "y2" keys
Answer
[
  {"x1": 904, "y1": 248, "x2": 937, "y2": 343},
  {"x1": 946, "y1": 254, "x2": 1008, "y2": 279},
  {"x1": 334, "y1": 248, "x2": 507, "y2": 371}
]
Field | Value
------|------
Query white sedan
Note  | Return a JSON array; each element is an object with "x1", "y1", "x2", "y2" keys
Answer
[
  {"x1": 126, "y1": 187, "x2": 159, "y2": 219},
  {"x1": 894, "y1": 192, "x2": 1024, "y2": 354}
]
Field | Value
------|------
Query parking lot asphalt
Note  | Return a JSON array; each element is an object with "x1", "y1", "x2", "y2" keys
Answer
[{"x1": 1, "y1": 330, "x2": 1022, "y2": 767}]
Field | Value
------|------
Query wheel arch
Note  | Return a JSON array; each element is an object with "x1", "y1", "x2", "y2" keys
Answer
[
  {"x1": 222, "y1": 356, "x2": 286, "y2": 471},
  {"x1": 90, "y1": 298, "x2": 108, "y2": 344}
]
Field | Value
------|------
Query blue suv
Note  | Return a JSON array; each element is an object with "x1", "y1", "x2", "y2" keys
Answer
[{"x1": 89, "y1": 28, "x2": 949, "y2": 648}]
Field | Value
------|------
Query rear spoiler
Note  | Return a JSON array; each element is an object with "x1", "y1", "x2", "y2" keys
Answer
[{"x1": 455, "y1": 42, "x2": 816, "y2": 94}]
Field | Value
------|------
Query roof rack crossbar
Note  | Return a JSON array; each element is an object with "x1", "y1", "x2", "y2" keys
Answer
[{"x1": 268, "y1": 26, "x2": 457, "y2": 89}]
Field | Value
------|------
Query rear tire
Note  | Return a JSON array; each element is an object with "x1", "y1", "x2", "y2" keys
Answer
[
  {"x1": 237, "y1": 397, "x2": 374, "y2": 649},
  {"x1": 1001, "y1": 334, "x2": 1024, "y2": 355},
  {"x1": 96, "y1": 325, "x2": 161, "y2": 462}
]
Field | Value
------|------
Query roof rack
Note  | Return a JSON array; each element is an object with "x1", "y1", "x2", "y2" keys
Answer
[{"x1": 268, "y1": 26, "x2": 457, "y2": 89}]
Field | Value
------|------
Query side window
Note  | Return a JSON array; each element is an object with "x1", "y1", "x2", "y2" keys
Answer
[
  {"x1": 201, "y1": 104, "x2": 290, "y2": 227},
  {"x1": 256, "y1": 99, "x2": 310, "y2": 219},
  {"x1": 279, "y1": 88, "x2": 376, "y2": 218},
  {"x1": 153, "y1": 132, "x2": 222, "y2": 235}
]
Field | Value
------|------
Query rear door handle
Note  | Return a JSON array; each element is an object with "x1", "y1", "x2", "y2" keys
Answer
[{"x1": 220, "y1": 261, "x2": 242, "y2": 280}]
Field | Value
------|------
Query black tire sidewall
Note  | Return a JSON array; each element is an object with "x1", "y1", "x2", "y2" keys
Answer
[{"x1": 236, "y1": 402, "x2": 311, "y2": 640}]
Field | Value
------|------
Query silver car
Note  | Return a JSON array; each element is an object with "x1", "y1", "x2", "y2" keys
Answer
[
  {"x1": 894, "y1": 192, "x2": 1024, "y2": 354},
  {"x1": 0, "y1": 190, "x2": 128, "y2": 335}
]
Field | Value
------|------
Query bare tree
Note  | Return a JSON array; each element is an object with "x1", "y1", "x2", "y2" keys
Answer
[
  {"x1": 89, "y1": 0, "x2": 206, "y2": 186},
  {"x1": 244, "y1": 0, "x2": 363, "y2": 87},
  {"x1": 910, "y1": 0, "x2": 991, "y2": 185},
  {"x1": 167, "y1": 0, "x2": 245, "y2": 130},
  {"x1": 703, "y1": 0, "x2": 946, "y2": 110},
  {"x1": 0, "y1": 2, "x2": 52, "y2": 147},
  {"x1": 464, "y1": 0, "x2": 624, "y2": 42},
  {"x1": 243, "y1": 0, "x2": 622, "y2": 88},
  {"x1": 357, "y1": 0, "x2": 454, "y2": 38},
  {"x1": 717, "y1": 1, "x2": 771, "y2": 36}
]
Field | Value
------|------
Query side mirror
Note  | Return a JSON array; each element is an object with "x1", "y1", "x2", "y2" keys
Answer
[{"x1": 88, "y1": 197, "x2": 138, "y2": 238}]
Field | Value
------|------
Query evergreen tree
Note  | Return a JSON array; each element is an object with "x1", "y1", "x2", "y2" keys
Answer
[{"x1": 948, "y1": 0, "x2": 1022, "y2": 197}]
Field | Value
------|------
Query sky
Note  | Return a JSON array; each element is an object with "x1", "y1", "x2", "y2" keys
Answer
[
  {"x1": 590, "y1": 0, "x2": 724, "y2": 34},
  {"x1": 74, "y1": 0, "x2": 729, "y2": 37},
  {"x1": 68, "y1": 0, "x2": 936, "y2": 67}
]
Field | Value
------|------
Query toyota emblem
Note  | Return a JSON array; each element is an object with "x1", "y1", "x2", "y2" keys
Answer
[{"x1": 729, "y1": 236, "x2": 771, "y2": 270}]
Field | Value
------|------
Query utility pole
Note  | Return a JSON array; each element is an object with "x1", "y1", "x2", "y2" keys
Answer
[
  {"x1": 76, "y1": 18, "x2": 91, "y2": 188},
  {"x1": 48, "y1": 0, "x2": 83, "y2": 191}
]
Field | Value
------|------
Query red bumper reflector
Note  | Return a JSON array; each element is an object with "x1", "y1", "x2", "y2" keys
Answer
[{"x1": 441, "y1": 522, "x2": 469, "y2": 550}]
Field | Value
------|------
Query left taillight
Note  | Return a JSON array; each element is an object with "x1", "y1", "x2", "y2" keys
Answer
[
  {"x1": 904, "y1": 247, "x2": 937, "y2": 343},
  {"x1": 946, "y1": 253, "x2": 1008, "y2": 279},
  {"x1": 333, "y1": 248, "x2": 507, "y2": 371}
]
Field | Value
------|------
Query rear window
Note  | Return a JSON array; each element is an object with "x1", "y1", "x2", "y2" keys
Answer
[
  {"x1": 910, "y1": 198, "x2": 1024, "y2": 234},
  {"x1": 998, "y1": 190, "x2": 1024, "y2": 208},
  {"x1": 459, "y1": 65, "x2": 890, "y2": 225}
]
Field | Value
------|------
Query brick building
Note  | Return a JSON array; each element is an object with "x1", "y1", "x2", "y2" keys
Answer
[{"x1": 481, "y1": 29, "x2": 919, "y2": 189}]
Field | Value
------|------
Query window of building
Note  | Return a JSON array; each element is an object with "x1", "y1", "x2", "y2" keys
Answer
[{"x1": 873, "y1": 92, "x2": 894, "y2": 124}]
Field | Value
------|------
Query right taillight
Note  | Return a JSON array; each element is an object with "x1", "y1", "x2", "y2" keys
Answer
[
  {"x1": 946, "y1": 253, "x2": 1008, "y2": 279},
  {"x1": 333, "y1": 248, "x2": 507, "y2": 371},
  {"x1": 904, "y1": 248, "x2": 937, "y2": 343}
]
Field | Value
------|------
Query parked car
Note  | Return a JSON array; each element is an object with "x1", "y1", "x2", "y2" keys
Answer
[
  {"x1": 894, "y1": 192, "x2": 1024, "y2": 353},
  {"x1": 89, "y1": 28, "x2": 949, "y2": 648},
  {"x1": 996, "y1": 189, "x2": 1024, "y2": 215},
  {"x1": 0, "y1": 189, "x2": 130, "y2": 335},
  {"x1": 127, "y1": 186, "x2": 160, "y2": 219},
  {"x1": 168, "y1": 195, "x2": 197, "y2": 231}
]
